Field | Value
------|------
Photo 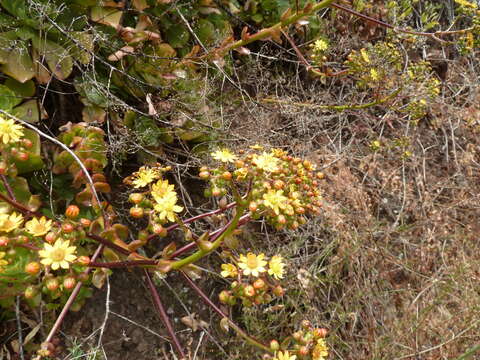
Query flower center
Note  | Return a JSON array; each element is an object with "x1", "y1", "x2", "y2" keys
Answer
[
  {"x1": 246, "y1": 257, "x2": 258, "y2": 269},
  {"x1": 50, "y1": 248, "x2": 65, "y2": 262}
]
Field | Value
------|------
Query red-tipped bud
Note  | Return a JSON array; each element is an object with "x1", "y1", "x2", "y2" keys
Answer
[
  {"x1": 77, "y1": 256, "x2": 90, "y2": 266},
  {"x1": 199, "y1": 171, "x2": 210, "y2": 180},
  {"x1": 25, "y1": 262, "x2": 41, "y2": 275},
  {"x1": 45, "y1": 232, "x2": 56, "y2": 244},
  {"x1": 153, "y1": 224, "x2": 168, "y2": 237},
  {"x1": 253, "y1": 278, "x2": 266, "y2": 290},
  {"x1": 22, "y1": 138, "x2": 33, "y2": 149},
  {"x1": 62, "y1": 222, "x2": 75, "y2": 234},
  {"x1": 277, "y1": 214, "x2": 286, "y2": 225},
  {"x1": 45, "y1": 278, "x2": 59, "y2": 291},
  {"x1": 0, "y1": 236, "x2": 9, "y2": 246},
  {"x1": 301, "y1": 320, "x2": 312, "y2": 330},
  {"x1": 129, "y1": 193, "x2": 144, "y2": 204},
  {"x1": 79, "y1": 218, "x2": 91, "y2": 227},
  {"x1": 63, "y1": 276, "x2": 76, "y2": 290},
  {"x1": 65, "y1": 205, "x2": 80, "y2": 219},
  {"x1": 293, "y1": 331, "x2": 303, "y2": 342},
  {"x1": 129, "y1": 206, "x2": 144, "y2": 218},
  {"x1": 249, "y1": 201, "x2": 258, "y2": 212},
  {"x1": 273, "y1": 180, "x2": 285, "y2": 189},
  {"x1": 313, "y1": 328, "x2": 328, "y2": 338},
  {"x1": 212, "y1": 188, "x2": 222, "y2": 197},
  {"x1": 17, "y1": 152, "x2": 29, "y2": 161},
  {"x1": 298, "y1": 346, "x2": 309, "y2": 356}
]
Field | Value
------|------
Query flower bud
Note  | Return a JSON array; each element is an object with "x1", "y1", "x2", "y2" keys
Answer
[
  {"x1": 129, "y1": 206, "x2": 144, "y2": 218},
  {"x1": 219, "y1": 290, "x2": 230, "y2": 304},
  {"x1": 45, "y1": 232, "x2": 57, "y2": 244},
  {"x1": 22, "y1": 138, "x2": 33, "y2": 149},
  {"x1": 24, "y1": 285, "x2": 37, "y2": 299},
  {"x1": 80, "y1": 218, "x2": 91, "y2": 227},
  {"x1": 77, "y1": 256, "x2": 90, "y2": 266},
  {"x1": 45, "y1": 278, "x2": 59, "y2": 291},
  {"x1": 273, "y1": 180, "x2": 285, "y2": 189},
  {"x1": 313, "y1": 328, "x2": 328, "y2": 338},
  {"x1": 25, "y1": 262, "x2": 41, "y2": 275},
  {"x1": 249, "y1": 201, "x2": 258, "y2": 212},
  {"x1": 253, "y1": 278, "x2": 266, "y2": 290},
  {"x1": 222, "y1": 171, "x2": 232, "y2": 181},
  {"x1": 153, "y1": 224, "x2": 167, "y2": 237},
  {"x1": 269, "y1": 340, "x2": 280, "y2": 351},
  {"x1": 244, "y1": 285, "x2": 255, "y2": 297},
  {"x1": 0, "y1": 161, "x2": 7, "y2": 175},
  {"x1": 16, "y1": 235, "x2": 29, "y2": 244},
  {"x1": 17, "y1": 152, "x2": 29, "y2": 162},
  {"x1": 129, "y1": 193, "x2": 144, "y2": 204},
  {"x1": 0, "y1": 236, "x2": 9, "y2": 246},
  {"x1": 277, "y1": 215, "x2": 286, "y2": 225},
  {"x1": 65, "y1": 205, "x2": 80, "y2": 219},
  {"x1": 212, "y1": 187, "x2": 222, "y2": 197},
  {"x1": 273, "y1": 285, "x2": 285, "y2": 297},
  {"x1": 62, "y1": 222, "x2": 75, "y2": 234},
  {"x1": 63, "y1": 276, "x2": 77, "y2": 290},
  {"x1": 298, "y1": 346, "x2": 309, "y2": 356},
  {"x1": 199, "y1": 171, "x2": 210, "y2": 180}
]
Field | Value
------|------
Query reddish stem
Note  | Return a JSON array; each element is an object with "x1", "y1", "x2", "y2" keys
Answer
[
  {"x1": 0, "y1": 192, "x2": 40, "y2": 217},
  {"x1": 1, "y1": 174, "x2": 16, "y2": 200},
  {"x1": 86, "y1": 232, "x2": 131, "y2": 256},
  {"x1": 147, "y1": 202, "x2": 237, "y2": 242},
  {"x1": 144, "y1": 269, "x2": 186, "y2": 359},
  {"x1": 88, "y1": 259, "x2": 156, "y2": 268}
]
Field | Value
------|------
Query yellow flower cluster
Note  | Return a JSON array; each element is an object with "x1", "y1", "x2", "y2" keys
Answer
[
  {"x1": 221, "y1": 253, "x2": 285, "y2": 279},
  {"x1": 0, "y1": 115, "x2": 24, "y2": 145},
  {"x1": 151, "y1": 179, "x2": 183, "y2": 223}
]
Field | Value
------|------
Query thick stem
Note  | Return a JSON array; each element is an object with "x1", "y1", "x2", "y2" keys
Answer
[
  {"x1": 1, "y1": 174, "x2": 16, "y2": 200},
  {"x1": 181, "y1": 272, "x2": 272, "y2": 354},
  {"x1": 171, "y1": 205, "x2": 247, "y2": 270},
  {"x1": 0, "y1": 192, "x2": 40, "y2": 217},
  {"x1": 144, "y1": 270, "x2": 186, "y2": 359}
]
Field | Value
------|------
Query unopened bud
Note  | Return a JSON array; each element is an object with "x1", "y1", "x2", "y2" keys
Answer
[
  {"x1": 222, "y1": 171, "x2": 232, "y2": 181},
  {"x1": 63, "y1": 276, "x2": 76, "y2": 290},
  {"x1": 25, "y1": 262, "x2": 41, "y2": 275},
  {"x1": 298, "y1": 346, "x2": 309, "y2": 356},
  {"x1": 199, "y1": 171, "x2": 210, "y2": 180},
  {"x1": 244, "y1": 285, "x2": 255, "y2": 297},
  {"x1": 0, "y1": 236, "x2": 9, "y2": 246},
  {"x1": 129, "y1": 193, "x2": 144, "y2": 204},
  {"x1": 129, "y1": 206, "x2": 144, "y2": 218},
  {"x1": 273, "y1": 285, "x2": 285, "y2": 297},
  {"x1": 253, "y1": 278, "x2": 265, "y2": 290},
  {"x1": 62, "y1": 222, "x2": 75, "y2": 234},
  {"x1": 249, "y1": 201, "x2": 258, "y2": 212},
  {"x1": 313, "y1": 328, "x2": 328, "y2": 338},
  {"x1": 65, "y1": 205, "x2": 80, "y2": 219},
  {"x1": 153, "y1": 224, "x2": 167, "y2": 237},
  {"x1": 219, "y1": 290, "x2": 230, "y2": 304},
  {"x1": 270, "y1": 340, "x2": 280, "y2": 351},
  {"x1": 80, "y1": 218, "x2": 91, "y2": 227},
  {"x1": 46, "y1": 278, "x2": 59, "y2": 291},
  {"x1": 77, "y1": 256, "x2": 90, "y2": 266}
]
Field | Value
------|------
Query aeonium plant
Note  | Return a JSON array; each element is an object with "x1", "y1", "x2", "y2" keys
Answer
[{"x1": 0, "y1": 112, "x2": 329, "y2": 360}]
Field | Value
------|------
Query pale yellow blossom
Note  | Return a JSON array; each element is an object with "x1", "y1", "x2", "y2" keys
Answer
[
  {"x1": 238, "y1": 253, "x2": 267, "y2": 277},
  {"x1": 39, "y1": 238, "x2": 77, "y2": 270}
]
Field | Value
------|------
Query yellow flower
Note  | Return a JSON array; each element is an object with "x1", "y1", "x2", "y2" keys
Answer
[
  {"x1": 312, "y1": 338, "x2": 329, "y2": 360},
  {"x1": 25, "y1": 216, "x2": 53, "y2": 237},
  {"x1": 268, "y1": 255, "x2": 285, "y2": 280},
  {"x1": 312, "y1": 39, "x2": 328, "y2": 52},
  {"x1": 234, "y1": 167, "x2": 248, "y2": 180},
  {"x1": 252, "y1": 152, "x2": 280, "y2": 173},
  {"x1": 153, "y1": 193, "x2": 183, "y2": 223},
  {"x1": 274, "y1": 351, "x2": 297, "y2": 360},
  {"x1": 0, "y1": 212, "x2": 24, "y2": 232},
  {"x1": 238, "y1": 253, "x2": 267, "y2": 277},
  {"x1": 132, "y1": 166, "x2": 161, "y2": 188},
  {"x1": 0, "y1": 251, "x2": 8, "y2": 272},
  {"x1": 0, "y1": 115, "x2": 24, "y2": 144},
  {"x1": 211, "y1": 148, "x2": 237, "y2": 163},
  {"x1": 220, "y1": 263, "x2": 238, "y2": 278},
  {"x1": 151, "y1": 179, "x2": 176, "y2": 202},
  {"x1": 39, "y1": 238, "x2": 77, "y2": 270},
  {"x1": 370, "y1": 68, "x2": 379, "y2": 81},
  {"x1": 360, "y1": 48, "x2": 370, "y2": 63},
  {"x1": 263, "y1": 190, "x2": 288, "y2": 215}
]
